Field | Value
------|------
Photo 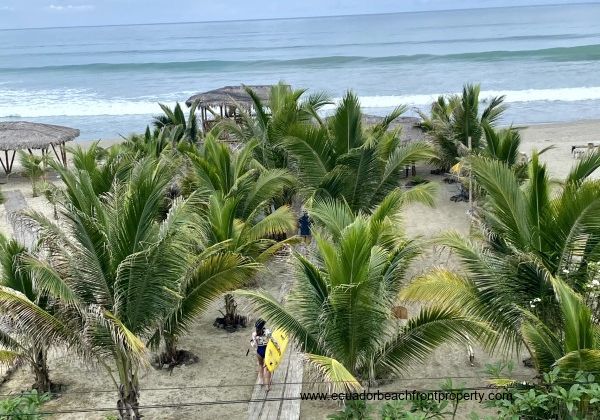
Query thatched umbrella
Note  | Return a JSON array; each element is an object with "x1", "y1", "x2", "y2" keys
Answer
[
  {"x1": 186, "y1": 84, "x2": 285, "y2": 132},
  {"x1": 185, "y1": 85, "x2": 274, "y2": 108},
  {"x1": 0, "y1": 121, "x2": 79, "y2": 174}
]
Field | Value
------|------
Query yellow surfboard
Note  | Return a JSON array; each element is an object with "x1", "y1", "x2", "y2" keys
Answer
[{"x1": 264, "y1": 329, "x2": 289, "y2": 373}]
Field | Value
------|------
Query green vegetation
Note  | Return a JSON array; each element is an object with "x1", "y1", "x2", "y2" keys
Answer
[
  {"x1": 484, "y1": 368, "x2": 600, "y2": 419},
  {"x1": 402, "y1": 152, "x2": 600, "y2": 368},
  {"x1": 0, "y1": 82, "x2": 598, "y2": 419},
  {"x1": 0, "y1": 390, "x2": 50, "y2": 420},
  {"x1": 222, "y1": 82, "x2": 331, "y2": 170},
  {"x1": 18, "y1": 152, "x2": 48, "y2": 197},
  {"x1": 418, "y1": 83, "x2": 506, "y2": 171},
  {"x1": 239, "y1": 194, "x2": 489, "y2": 389},
  {"x1": 0, "y1": 235, "x2": 62, "y2": 392}
]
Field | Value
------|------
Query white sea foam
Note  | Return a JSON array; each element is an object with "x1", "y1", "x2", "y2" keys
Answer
[
  {"x1": 2, "y1": 86, "x2": 600, "y2": 118},
  {"x1": 0, "y1": 88, "x2": 178, "y2": 118},
  {"x1": 339, "y1": 86, "x2": 600, "y2": 109}
]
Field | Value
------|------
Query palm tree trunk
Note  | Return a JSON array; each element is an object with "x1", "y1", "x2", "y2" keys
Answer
[
  {"x1": 164, "y1": 334, "x2": 178, "y2": 362},
  {"x1": 31, "y1": 348, "x2": 52, "y2": 393},
  {"x1": 117, "y1": 380, "x2": 140, "y2": 420},
  {"x1": 116, "y1": 356, "x2": 141, "y2": 420}
]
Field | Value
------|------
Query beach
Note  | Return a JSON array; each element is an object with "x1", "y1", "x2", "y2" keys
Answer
[
  {"x1": 2, "y1": 3, "x2": 600, "y2": 140},
  {"x1": 0, "y1": 118, "x2": 595, "y2": 419}
]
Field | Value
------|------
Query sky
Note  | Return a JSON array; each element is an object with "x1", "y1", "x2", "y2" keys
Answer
[{"x1": 0, "y1": 0, "x2": 598, "y2": 29}]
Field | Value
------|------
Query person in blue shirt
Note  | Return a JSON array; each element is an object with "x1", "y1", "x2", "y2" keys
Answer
[{"x1": 298, "y1": 210, "x2": 311, "y2": 243}]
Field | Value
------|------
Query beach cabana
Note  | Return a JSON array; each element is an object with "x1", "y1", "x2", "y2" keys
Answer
[
  {"x1": 185, "y1": 85, "x2": 281, "y2": 131},
  {"x1": 0, "y1": 121, "x2": 79, "y2": 174}
]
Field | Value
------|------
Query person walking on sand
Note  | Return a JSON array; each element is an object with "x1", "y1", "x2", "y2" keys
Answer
[
  {"x1": 298, "y1": 210, "x2": 312, "y2": 244},
  {"x1": 250, "y1": 318, "x2": 279, "y2": 391}
]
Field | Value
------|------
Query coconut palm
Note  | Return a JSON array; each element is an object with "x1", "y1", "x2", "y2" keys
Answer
[
  {"x1": 18, "y1": 152, "x2": 48, "y2": 197},
  {"x1": 238, "y1": 194, "x2": 489, "y2": 389},
  {"x1": 121, "y1": 125, "x2": 186, "y2": 160},
  {"x1": 152, "y1": 102, "x2": 200, "y2": 144},
  {"x1": 479, "y1": 123, "x2": 549, "y2": 181},
  {"x1": 221, "y1": 82, "x2": 331, "y2": 169},
  {"x1": 402, "y1": 152, "x2": 600, "y2": 352},
  {"x1": 419, "y1": 84, "x2": 506, "y2": 171},
  {"x1": 19, "y1": 159, "x2": 197, "y2": 418},
  {"x1": 184, "y1": 135, "x2": 296, "y2": 216},
  {"x1": 522, "y1": 276, "x2": 600, "y2": 373},
  {"x1": 148, "y1": 139, "x2": 298, "y2": 363},
  {"x1": 282, "y1": 92, "x2": 436, "y2": 212},
  {"x1": 149, "y1": 240, "x2": 260, "y2": 365},
  {"x1": 66, "y1": 141, "x2": 133, "y2": 197},
  {"x1": 481, "y1": 124, "x2": 521, "y2": 166},
  {"x1": 182, "y1": 135, "x2": 298, "y2": 260},
  {"x1": 0, "y1": 235, "x2": 76, "y2": 392},
  {"x1": 197, "y1": 192, "x2": 297, "y2": 261}
]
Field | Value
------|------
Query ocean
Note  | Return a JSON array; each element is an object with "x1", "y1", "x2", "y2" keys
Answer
[{"x1": 1, "y1": 3, "x2": 600, "y2": 140}]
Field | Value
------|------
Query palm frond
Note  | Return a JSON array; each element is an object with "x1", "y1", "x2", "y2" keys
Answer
[{"x1": 305, "y1": 354, "x2": 362, "y2": 392}]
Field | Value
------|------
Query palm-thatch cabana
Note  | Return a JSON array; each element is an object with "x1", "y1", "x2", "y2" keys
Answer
[
  {"x1": 0, "y1": 121, "x2": 79, "y2": 174},
  {"x1": 185, "y1": 85, "x2": 282, "y2": 131}
]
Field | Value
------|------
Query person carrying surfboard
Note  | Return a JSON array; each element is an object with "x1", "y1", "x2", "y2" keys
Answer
[{"x1": 250, "y1": 318, "x2": 280, "y2": 391}]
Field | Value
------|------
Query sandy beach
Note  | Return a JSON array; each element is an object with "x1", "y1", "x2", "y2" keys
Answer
[{"x1": 0, "y1": 119, "x2": 598, "y2": 419}]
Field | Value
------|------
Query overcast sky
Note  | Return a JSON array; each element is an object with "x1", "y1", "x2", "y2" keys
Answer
[{"x1": 0, "y1": 0, "x2": 597, "y2": 29}]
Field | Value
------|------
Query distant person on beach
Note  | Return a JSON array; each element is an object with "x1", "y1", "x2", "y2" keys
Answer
[
  {"x1": 298, "y1": 210, "x2": 312, "y2": 243},
  {"x1": 250, "y1": 319, "x2": 279, "y2": 391}
]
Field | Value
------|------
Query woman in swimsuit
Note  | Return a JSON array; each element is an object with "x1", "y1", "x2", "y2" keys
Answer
[{"x1": 250, "y1": 318, "x2": 279, "y2": 391}]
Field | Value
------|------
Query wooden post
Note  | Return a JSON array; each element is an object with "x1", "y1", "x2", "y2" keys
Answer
[
  {"x1": 8, "y1": 151, "x2": 15, "y2": 174},
  {"x1": 59, "y1": 142, "x2": 67, "y2": 167},
  {"x1": 50, "y1": 144, "x2": 61, "y2": 162},
  {"x1": 0, "y1": 151, "x2": 7, "y2": 174}
]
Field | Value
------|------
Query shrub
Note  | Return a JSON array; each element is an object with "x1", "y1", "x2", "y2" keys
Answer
[{"x1": 0, "y1": 390, "x2": 50, "y2": 420}]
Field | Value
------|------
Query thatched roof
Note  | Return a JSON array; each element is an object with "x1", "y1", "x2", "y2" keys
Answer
[
  {"x1": 0, "y1": 121, "x2": 79, "y2": 151},
  {"x1": 185, "y1": 85, "x2": 280, "y2": 108},
  {"x1": 362, "y1": 115, "x2": 425, "y2": 142}
]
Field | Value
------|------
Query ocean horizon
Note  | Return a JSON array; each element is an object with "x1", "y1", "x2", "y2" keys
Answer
[{"x1": 1, "y1": 2, "x2": 600, "y2": 140}]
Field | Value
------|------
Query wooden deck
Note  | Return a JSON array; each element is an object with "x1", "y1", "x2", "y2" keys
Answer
[
  {"x1": 248, "y1": 346, "x2": 303, "y2": 420},
  {"x1": 247, "y1": 248, "x2": 306, "y2": 420}
]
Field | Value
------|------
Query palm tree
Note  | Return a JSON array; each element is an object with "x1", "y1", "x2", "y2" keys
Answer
[
  {"x1": 198, "y1": 192, "x2": 297, "y2": 262},
  {"x1": 238, "y1": 195, "x2": 489, "y2": 390},
  {"x1": 522, "y1": 276, "x2": 600, "y2": 373},
  {"x1": 121, "y1": 125, "x2": 184, "y2": 160},
  {"x1": 0, "y1": 234, "x2": 75, "y2": 392},
  {"x1": 152, "y1": 102, "x2": 200, "y2": 144},
  {"x1": 149, "y1": 138, "x2": 299, "y2": 363},
  {"x1": 419, "y1": 84, "x2": 506, "y2": 171},
  {"x1": 182, "y1": 135, "x2": 298, "y2": 259},
  {"x1": 19, "y1": 159, "x2": 195, "y2": 418},
  {"x1": 18, "y1": 152, "x2": 48, "y2": 197},
  {"x1": 402, "y1": 152, "x2": 600, "y2": 353},
  {"x1": 150, "y1": 248, "x2": 260, "y2": 364},
  {"x1": 479, "y1": 123, "x2": 551, "y2": 181},
  {"x1": 282, "y1": 92, "x2": 436, "y2": 212},
  {"x1": 184, "y1": 135, "x2": 296, "y2": 218},
  {"x1": 221, "y1": 82, "x2": 331, "y2": 169},
  {"x1": 66, "y1": 141, "x2": 133, "y2": 197},
  {"x1": 481, "y1": 124, "x2": 521, "y2": 167}
]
